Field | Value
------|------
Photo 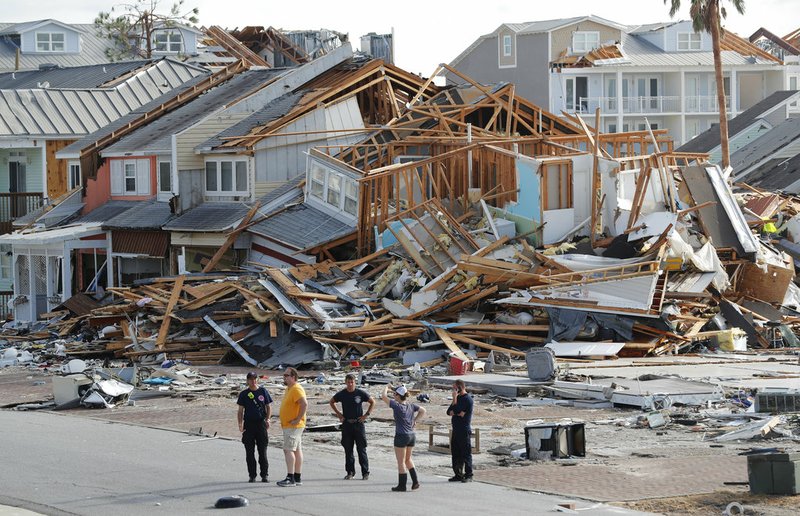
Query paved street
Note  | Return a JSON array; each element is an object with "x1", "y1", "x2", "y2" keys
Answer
[{"x1": 0, "y1": 411, "x2": 653, "y2": 515}]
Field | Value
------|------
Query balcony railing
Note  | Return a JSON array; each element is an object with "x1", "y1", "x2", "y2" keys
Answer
[
  {"x1": 577, "y1": 95, "x2": 731, "y2": 114},
  {"x1": 0, "y1": 192, "x2": 44, "y2": 234}
]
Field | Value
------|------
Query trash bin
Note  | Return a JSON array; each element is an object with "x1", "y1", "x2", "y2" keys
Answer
[
  {"x1": 449, "y1": 355, "x2": 472, "y2": 375},
  {"x1": 747, "y1": 453, "x2": 800, "y2": 495}
]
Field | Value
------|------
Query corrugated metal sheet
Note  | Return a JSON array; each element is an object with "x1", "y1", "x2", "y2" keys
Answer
[
  {"x1": 0, "y1": 59, "x2": 208, "y2": 137},
  {"x1": 0, "y1": 61, "x2": 148, "y2": 89},
  {"x1": 163, "y1": 202, "x2": 250, "y2": 231},
  {"x1": 615, "y1": 34, "x2": 781, "y2": 68},
  {"x1": 104, "y1": 200, "x2": 175, "y2": 229},
  {"x1": 112, "y1": 230, "x2": 169, "y2": 257}
]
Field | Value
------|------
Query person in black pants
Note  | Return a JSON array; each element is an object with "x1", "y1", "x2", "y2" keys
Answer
[
  {"x1": 447, "y1": 379, "x2": 474, "y2": 483},
  {"x1": 329, "y1": 373, "x2": 375, "y2": 480},
  {"x1": 237, "y1": 372, "x2": 273, "y2": 482}
]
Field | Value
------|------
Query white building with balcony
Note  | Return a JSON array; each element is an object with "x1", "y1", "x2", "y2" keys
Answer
[{"x1": 446, "y1": 16, "x2": 797, "y2": 146}]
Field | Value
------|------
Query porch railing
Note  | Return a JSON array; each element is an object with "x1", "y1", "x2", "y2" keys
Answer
[
  {"x1": 577, "y1": 95, "x2": 731, "y2": 114},
  {"x1": 0, "y1": 192, "x2": 44, "y2": 234}
]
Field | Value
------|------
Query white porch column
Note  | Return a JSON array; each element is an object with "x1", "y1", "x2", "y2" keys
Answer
[
  {"x1": 61, "y1": 242, "x2": 71, "y2": 302},
  {"x1": 680, "y1": 69, "x2": 686, "y2": 144},
  {"x1": 729, "y1": 69, "x2": 738, "y2": 116},
  {"x1": 106, "y1": 231, "x2": 114, "y2": 289},
  {"x1": 40, "y1": 143, "x2": 47, "y2": 203},
  {"x1": 616, "y1": 70, "x2": 623, "y2": 132}
]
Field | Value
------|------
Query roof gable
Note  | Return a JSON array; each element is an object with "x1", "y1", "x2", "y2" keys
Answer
[{"x1": 0, "y1": 19, "x2": 83, "y2": 36}]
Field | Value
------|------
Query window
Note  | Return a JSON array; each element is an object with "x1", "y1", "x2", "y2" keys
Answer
[
  {"x1": 542, "y1": 161, "x2": 573, "y2": 211},
  {"x1": 124, "y1": 163, "x2": 137, "y2": 193},
  {"x1": 0, "y1": 245, "x2": 11, "y2": 283},
  {"x1": 790, "y1": 76, "x2": 799, "y2": 109},
  {"x1": 503, "y1": 35, "x2": 512, "y2": 56},
  {"x1": 158, "y1": 161, "x2": 171, "y2": 193},
  {"x1": 35, "y1": 32, "x2": 65, "y2": 52},
  {"x1": 310, "y1": 165, "x2": 325, "y2": 199},
  {"x1": 677, "y1": 32, "x2": 701, "y2": 51},
  {"x1": 154, "y1": 31, "x2": 182, "y2": 53},
  {"x1": 344, "y1": 180, "x2": 358, "y2": 215},
  {"x1": 572, "y1": 31, "x2": 599, "y2": 53},
  {"x1": 204, "y1": 159, "x2": 248, "y2": 195},
  {"x1": 326, "y1": 173, "x2": 341, "y2": 206},
  {"x1": 306, "y1": 162, "x2": 359, "y2": 217},
  {"x1": 68, "y1": 161, "x2": 81, "y2": 190},
  {"x1": 110, "y1": 159, "x2": 150, "y2": 196}
]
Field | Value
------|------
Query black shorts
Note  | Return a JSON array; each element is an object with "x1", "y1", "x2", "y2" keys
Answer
[{"x1": 394, "y1": 433, "x2": 416, "y2": 448}]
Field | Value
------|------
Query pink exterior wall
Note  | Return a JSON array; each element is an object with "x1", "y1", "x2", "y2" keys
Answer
[{"x1": 83, "y1": 156, "x2": 158, "y2": 214}]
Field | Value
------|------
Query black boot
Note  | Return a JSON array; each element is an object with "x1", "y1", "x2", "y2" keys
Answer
[
  {"x1": 409, "y1": 468, "x2": 419, "y2": 490},
  {"x1": 391, "y1": 473, "x2": 407, "y2": 492}
]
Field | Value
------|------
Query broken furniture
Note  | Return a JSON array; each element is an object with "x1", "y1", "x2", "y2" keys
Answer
[
  {"x1": 524, "y1": 421, "x2": 586, "y2": 459},
  {"x1": 428, "y1": 426, "x2": 481, "y2": 455}
]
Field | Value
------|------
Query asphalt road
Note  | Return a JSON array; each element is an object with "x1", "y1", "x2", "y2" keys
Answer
[{"x1": 0, "y1": 411, "x2": 653, "y2": 515}]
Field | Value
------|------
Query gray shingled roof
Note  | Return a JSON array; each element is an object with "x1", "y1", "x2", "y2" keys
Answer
[
  {"x1": 740, "y1": 154, "x2": 800, "y2": 191},
  {"x1": 0, "y1": 58, "x2": 209, "y2": 137},
  {"x1": 103, "y1": 200, "x2": 175, "y2": 229},
  {"x1": 248, "y1": 203, "x2": 354, "y2": 250},
  {"x1": 163, "y1": 202, "x2": 250, "y2": 231},
  {"x1": 677, "y1": 90, "x2": 800, "y2": 154},
  {"x1": 73, "y1": 200, "x2": 138, "y2": 223},
  {"x1": 732, "y1": 117, "x2": 800, "y2": 176},
  {"x1": 102, "y1": 68, "x2": 287, "y2": 155},
  {"x1": 197, "y1": 89, "x2": 305, "y2": 152}
]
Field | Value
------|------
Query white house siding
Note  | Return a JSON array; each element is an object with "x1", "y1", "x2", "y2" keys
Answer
[
  {"x1": 20, "y1": 22, "x2": 80, "y2": 54},
  {"x1": 176, "y1": 113, "x2": 250, "y2": 170},
  {"x1": 253, "y1": 98, "x2": 365, "y2": 190}
]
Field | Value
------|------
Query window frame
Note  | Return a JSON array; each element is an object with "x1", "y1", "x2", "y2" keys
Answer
[
  {"x1": 35, "y1": 31, "x2": 65, "y2": 52},
  {"x1": 541, "y1": 160, "x2": 573, "y2": 211},
  {"x1": 158, "y1": 161, "x2": 171, "y2": 193},
  {"x1": 124, "y1": 162, "x2": 137, "y2": 194},
  {"x1": 502, "y1": 34, "x2": 512, "y2": 56},
  {"x1": 204, "y1": 158, "x2": 249, "y2": 196},
  {"x1": 153, "y1": 30, "x2": 183, "y2": 53},
  {"x1": 306, "y1": 163, "x2": 359, "y2": 218},
  {"x1": 67, "y1": 161, "x2": 81, "y2": 190},
  {"x1": 677, "y1": 32, "x2": 702, "y2": 51},
  {"x1": 572, "y1": 31, "x2": 600, "y2": 53}
]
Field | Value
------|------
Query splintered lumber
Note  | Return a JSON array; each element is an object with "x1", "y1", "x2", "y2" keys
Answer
[
  {"x1": 156, "y1": 275, "x2": 185, "y2": 349},
  {"x1": 449, "y1": 333, "x2": 526, "y2": 357},
  {"x1": 203, "y1": 202, "x2": 261, "y2": 273},
  {"x1": 179, "y1": 283, "x2": 237, "y2": 311},
  {"x1": 434, "y1": 328, "x2": 470, "y2": 361}
]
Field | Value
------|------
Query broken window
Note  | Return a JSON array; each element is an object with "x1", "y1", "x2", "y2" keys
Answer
[
  {"x1": 154, "y1": 31, "x2": 182, "y2": 53},
  {"x1": 35, "y1": 32, "x2": 65, "y2": 52},
  {"x1": 542, "y1": 160, "x2": 573, "y2": 211},
  {"x1": 677, "y1": 32, "x2": 701, "y2": 51},
  {"x1": 572, "y1": 31, "x2": 599, "y2": 53}
]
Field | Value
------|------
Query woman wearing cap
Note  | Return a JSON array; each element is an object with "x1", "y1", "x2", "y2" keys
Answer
[{"x1": 381, "y1": 383, "x2": 426, "y2": 492}]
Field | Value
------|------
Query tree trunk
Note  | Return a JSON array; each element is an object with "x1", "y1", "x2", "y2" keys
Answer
[
  {"x1": 144, "y1": 12, "x2": 153, "y2": 59},
  {"x1": 710, "y1": 1, "x2": 730, "y2": 169}
]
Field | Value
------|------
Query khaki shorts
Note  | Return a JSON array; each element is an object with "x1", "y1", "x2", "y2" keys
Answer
[{"x1": 282, "y1": 427, "x2": 304, "y2": 451}]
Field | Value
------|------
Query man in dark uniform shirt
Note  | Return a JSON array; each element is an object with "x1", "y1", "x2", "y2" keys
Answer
[
  {"x1": 237, "y1": 372, "x2": 273, "y2": 482},
  {"x1": 329, "y1": 373, "x2": 375, "y2": 480},
  {"x1": 446, "y1": 379, "x2": 474, "y2": 482}
]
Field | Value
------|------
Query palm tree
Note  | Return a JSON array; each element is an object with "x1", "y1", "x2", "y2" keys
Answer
[{"x1": 665, "y1": 0, "x2": 745, "y2": 169}]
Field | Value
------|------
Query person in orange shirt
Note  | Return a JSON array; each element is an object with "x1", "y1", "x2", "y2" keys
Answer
[{"x1": 276, "y1": 367, "x2": 307, "y2": 487}]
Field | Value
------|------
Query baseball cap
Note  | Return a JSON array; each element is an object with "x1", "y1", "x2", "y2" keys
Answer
[
  {"x1": 246, "y1": 372, "x2": 258, "y2": 379},
  {"x1": 394, "y1": 385, "x2": 408, "y2": 396}
]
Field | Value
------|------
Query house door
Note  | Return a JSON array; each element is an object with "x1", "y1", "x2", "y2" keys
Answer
[
  {"x1": 686, "y1": 76, "x2": 700, "y2": 111},
  {"x1": 565, "y1": 77, "x2": 588, "y2": 112},
  {"x1": 9, "y1": 160, "x2": 26, "y2": 192},
  {"x1": 637, "y1": 77, "x2": 659, "y2": 111},
  {"x1": 9, "y1": 160, "x2": 27, "y2": 218}
]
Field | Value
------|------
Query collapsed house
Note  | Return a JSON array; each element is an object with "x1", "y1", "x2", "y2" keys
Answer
[{"x1": 0, "y1": 35, "x2": 797, "y2": 374}]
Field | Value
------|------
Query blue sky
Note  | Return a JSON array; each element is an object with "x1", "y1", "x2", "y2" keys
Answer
[{"x1": 3, "y1": 0, "x2": 795, "y2": 76}]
